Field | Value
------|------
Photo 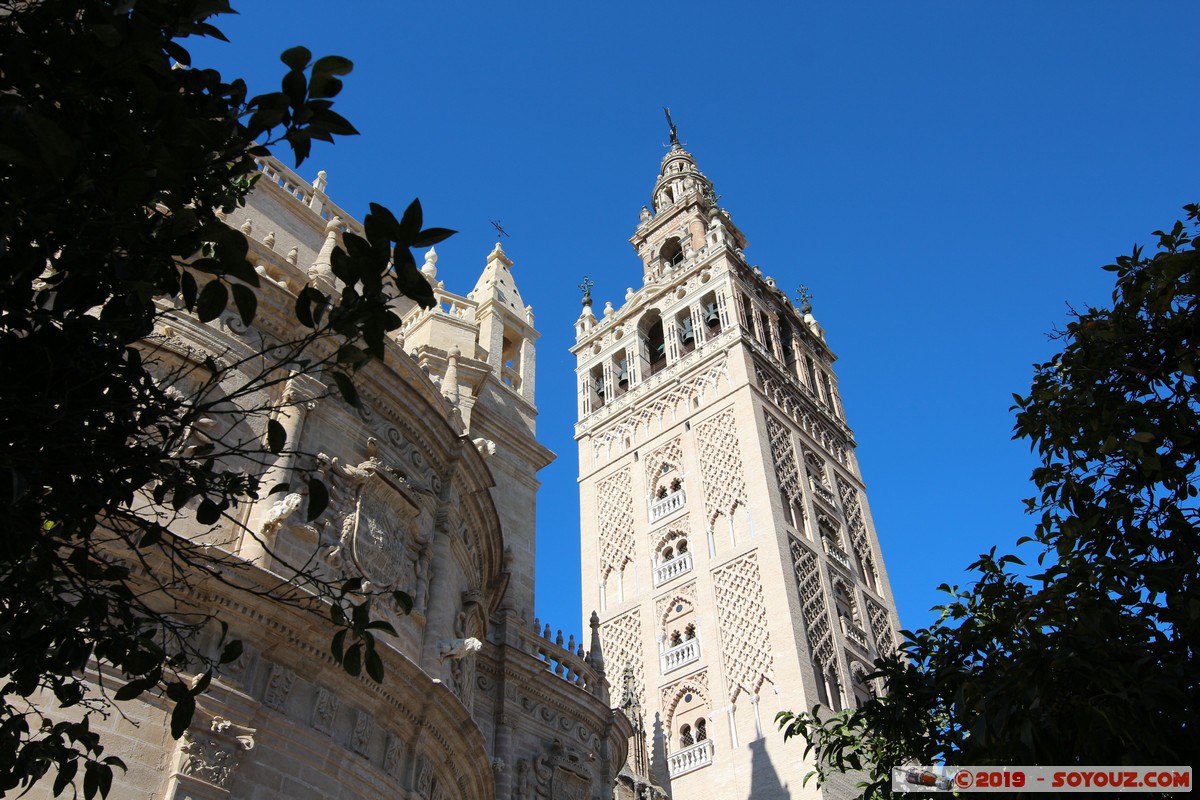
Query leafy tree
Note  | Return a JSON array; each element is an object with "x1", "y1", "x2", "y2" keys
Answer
[
  {"x1": 0, "y1": 1, "x2": 451, "y2": 796},
  {"x1": 778, "y1": 204, "x2": 1200, "y2": 797}
]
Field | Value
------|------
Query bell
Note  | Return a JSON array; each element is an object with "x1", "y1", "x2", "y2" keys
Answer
[
  {"x1": 704, "y1": 302, "x2": 720, "y2": 327},
  {"x1": 616, "y1": 358, "x2": 630, "y2": 387},
  {"x1": 679, "y1": 318, "x2": 695, "y2": 344}
]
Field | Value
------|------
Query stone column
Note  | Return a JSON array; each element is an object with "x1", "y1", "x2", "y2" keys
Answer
[
  {"x1": 494, "y1": 712, "x2": 514, "y2": 800},
  {"x1": 420, "y1": 511, "x2": 458, "y2": 674},
  {"x1": 241, "y1": 373, "x2": 322, "y2": 563}
]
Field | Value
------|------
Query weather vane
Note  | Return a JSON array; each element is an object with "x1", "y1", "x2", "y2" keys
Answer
[
  {"x1": 489, "y1": 219, "x2": 509, "y2": 239},
  {"x1": 578, "y1": 276, "x2": 594, "y2": 300},
  {"x1": 794, "y1": 284, "x2": 813, "y2": 313},
  {"x1": 663, "y1": 106, "x2": 680, "y2": 147}
]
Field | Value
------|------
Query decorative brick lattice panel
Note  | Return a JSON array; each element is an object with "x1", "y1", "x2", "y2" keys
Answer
[
  {"x1": 696, "y1": 408, "x2": 747, "y2": 523},
  {"x1": 765, "y1": 412, "x2": 801, "y2": 505},
  {"x1": 836, "y1": 477, "x2": 879, "y2": 583},
  {"x1": 712, "y1": 553, "x2": 773, "y2": 702},
  {"x1": 754, "y1": 363, "x2": 849, "y2": 466},
  {"x1": 591, "y1": 355, "x2": 730, "y2": 466},
  {"x1": 597, "y1": 468, "x2": 635, "y2": 580},
  {"x1": 790, "y1": 535, "x2": 834, "y2": 669},
  {"x1": 645, "y1": 437, "x2": 684, "y2": 495},
  {"x1": 865, "y1": 596, "x2": 896, "y2": 654},
  {"x1": 601, "y1": 609, "x2": 644, "y2": 707}
]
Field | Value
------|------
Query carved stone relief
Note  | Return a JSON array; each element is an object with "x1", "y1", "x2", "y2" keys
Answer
[
  {"x1": 311, "y1": 686, "x2": 339, "y2": 735},
  {"x1": 643, "y1": 437, "x2": 683, "y2": 496},
  {"x1": 262, "y1": 662, "x2": 295, "y2": 712},
  {"x1": 302, "y1": 442, "x2": 435, "y2": 621},
  {"x1": 754, "y1": 363, "x2": 849, "y2": 466},
  {"x1": 529, "y1": 739, "x2": 593, "y2": 800},
  {"x1": 589, "y1": 354, "x2": 729, "y2": 466},
  {"x1": 384, "y1": 734, "x2": 405, "y2": 779},
  {"x1": 175, "y1": 716, "x2": 255, "y2": 790},
  {"x1": 654, "y1": 582, "x2": 697, "y2": 627},
  {"x1": 352, "y1": 710, "x2": 374, "y2": 755}
]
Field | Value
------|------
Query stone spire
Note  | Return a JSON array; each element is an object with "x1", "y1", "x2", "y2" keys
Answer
[
  {"x1": 307, "y1": 216, "x2": 342, "y2": 291},
  {"x1": 649, "y1": 139, "x2": 715, "y2": 216},
  {"x1": 469, "y1": 242, "x2": 538, "y2": 404}
]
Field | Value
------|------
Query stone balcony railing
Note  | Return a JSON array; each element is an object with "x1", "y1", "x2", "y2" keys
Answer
[
  {"x1": 668, "y1": 739, "x2": 714, "y2": 777},
  {"x1": 660, "y1": 637, "x2": 700, "y2": 675},
  {"x1": 841, "y1": 617, "x2": 869, "y2": 651},
  {"x1": 824, "y1": 539, "x2": 853, "y2": 572},
  {"x1": 519, "y1": 620, "x2": 604, "y2": 697},
  {"x1": 649, "y1": 489, "x2": 686, "y2": 523},
  {"x1": 810, "y1": 477, "x2": 837, "y2": 507},
  {"x1": 653, "y1": 551, "x2": 693, "y2": 587}
]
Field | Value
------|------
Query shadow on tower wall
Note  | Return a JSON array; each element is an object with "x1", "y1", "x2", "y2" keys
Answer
[
  {"x1": 749, "y1": 736, "x2": 788, "y2": 799},
  {"x1": 651, "y1": 712, "x2": 673, "y2": 796}
]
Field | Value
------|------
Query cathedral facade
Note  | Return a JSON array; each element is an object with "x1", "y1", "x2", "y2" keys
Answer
[
  {"x1": 576, "y1": 138, "x2": 902, "y2": 799},
  {"x1": 37, "y1": 132, "x2": 901, "y2": 800},
  {"x1": 30, "y1": 156, "x2": 628, "y2": 800}
]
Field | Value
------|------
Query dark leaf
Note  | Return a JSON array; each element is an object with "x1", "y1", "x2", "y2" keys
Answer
[
  {"x1": 392, "y1": 591, "x2": 413, "y2": 615},
  {"x1": 365, "y1": 649, "x2": 384, "y2": 682},
  {"x1": 195, "y1": 280, "x2": 228, "y2": 322},
  {"x1": 280, "y1": 45, "x2": 312, "y2": 71},
  {"x1": 306, "y1": 478, "x2": 329, "y2": 521},
  {"x1": 219, "y1": 640, "x2": 243, "y2": 665},
  {"x1": 195, "y1": 498, "x2": 221, "y2": 525},
  {"x1": 169, "y1": 693, "x2": 195, "y2": 739},
  {"x1": 398, "y1": 198, "x2": 423, "y2": 244},
  {"x1": 312, "y1": 54, "x2": 354, "y2": 77},
  {"x1": 266, "y1": 418, "x2": 286, "y2": 454},
  {"x1": 230, "y1": 283, "x2": 257, "y2": 326},
  {"x1": 329, "y1": 371, "x2": 360, "y2": 407},
  {"x1": 343, "y1": 643, "x2": 362, "y2": 676},
  {"x1": 180, "y1": 271, "x2": 198, "y2": 310},
  {"x1": 411, "y1": 227, "x2": 457, "y2": 248}
]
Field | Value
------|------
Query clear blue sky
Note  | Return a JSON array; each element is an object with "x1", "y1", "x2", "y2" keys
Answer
[{"x1": 190, "y1": 2, "x2": 1199, "y2": 645}]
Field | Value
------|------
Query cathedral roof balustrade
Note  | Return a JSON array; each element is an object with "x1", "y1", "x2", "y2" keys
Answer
[
  {"x1": 400, "y1": 285, "x2": 479, "y2": 333},
  {"x1": 520, "y1": 620, "x2": 606, "y2": 698},
  {"x1": 666, "y1": 737, "x2": 714, "y2": 777},
  {"x1": 252, "y1": 155, "x2": 362, "y2": 237}
]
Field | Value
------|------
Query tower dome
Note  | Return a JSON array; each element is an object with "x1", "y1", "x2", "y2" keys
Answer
[{"x1": 651, "y1": 144, "x2": 715, "y2": 214}]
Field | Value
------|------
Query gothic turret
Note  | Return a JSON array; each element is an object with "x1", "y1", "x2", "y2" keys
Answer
[{"x1": 469, "y1": 241, "x2": 538, "y2": 404}]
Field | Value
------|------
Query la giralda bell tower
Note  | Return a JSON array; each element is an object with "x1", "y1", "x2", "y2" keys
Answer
[{"x1": 573, "y1": 122, "x2": 902, "y2": 800}]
